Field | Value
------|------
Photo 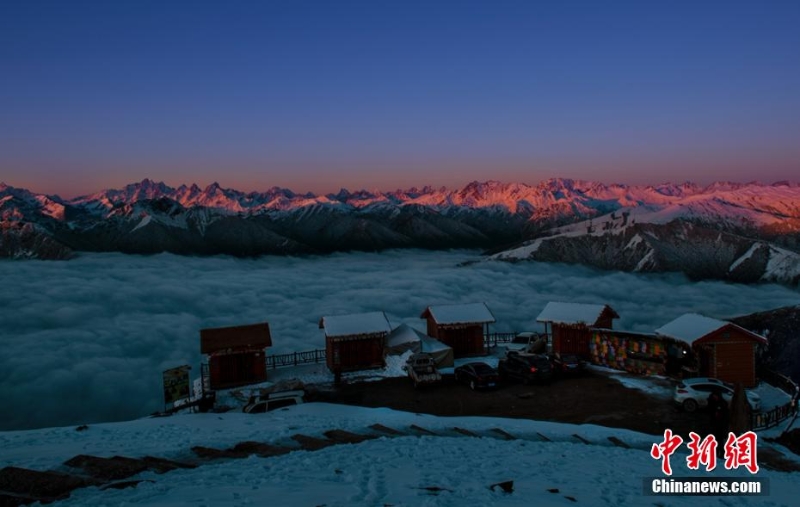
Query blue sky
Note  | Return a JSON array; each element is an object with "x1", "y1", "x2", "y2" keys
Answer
[{"x1": 1, "y1": 0, "x2": 799, "y2": 196}]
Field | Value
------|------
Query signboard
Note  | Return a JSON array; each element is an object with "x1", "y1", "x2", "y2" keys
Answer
[{"x1": 163, "y1": 365, "x2": 192, "y2": 405}]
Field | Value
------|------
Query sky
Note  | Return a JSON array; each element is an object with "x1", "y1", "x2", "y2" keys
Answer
[
  {"x1": 2, "y1": 250, "x2": 798, "y2": 430},
  {"x1": 1, "y1": 0, "x2": 799, "y2": 198}
]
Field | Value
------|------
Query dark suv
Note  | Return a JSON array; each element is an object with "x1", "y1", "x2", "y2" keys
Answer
[{"x1": 498, "y1": 352, "x2": 553, "y2": 384}]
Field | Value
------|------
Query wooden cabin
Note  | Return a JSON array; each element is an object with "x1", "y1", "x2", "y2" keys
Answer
[
  {"x1": 655, "y1": 313, "x2": 767, "y2": 387},
  {"x1": 536, "y1": 302, "x2": 619, "y2": 357},
  {"x1": 200, "y1": 322, "x2": 272, "y2": 390},
  {"x1": 320, "y1": 311, "x2": 392, "y2": 373},
  {"x1": 420, "y1": 303, "x2": 496, "y2": 358}
]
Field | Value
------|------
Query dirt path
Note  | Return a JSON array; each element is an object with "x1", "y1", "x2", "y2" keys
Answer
[{"x1": 315, "y1": 370, "x2": 707, "y2": 438}]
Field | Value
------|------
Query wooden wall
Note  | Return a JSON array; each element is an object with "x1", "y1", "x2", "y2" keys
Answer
[
  {"x1": 695, "y1": 326, "x2": 761, "y2": 387},
  {"x1": 710, "y1": 341, "x2": 757, "y2": 387},
  {"x1": 424, "y1": 316, "x2": 440, "y2": 339},
  {"x1": 435, "y1": 325, "x2": 485, "y2": 358},
  {"x1": 552, "y1": 325, "x2": 592, "y2": 357},
  {"x1": 209, "y1": 350, "x2": 267, "y2": 390},
  {"x1": 595, "y1": 314, "x2": 615, "y2": 330},
  {"x1": 326, "y1": 335, "x2": 386, "y2": 372},
  {"x1": 425, "y1": 316, "x2": 485, "y2": 358}
]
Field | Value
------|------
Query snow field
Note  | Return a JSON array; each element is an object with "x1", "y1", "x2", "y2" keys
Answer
[{"x1": 1, "y1": 404, "x2": 799, "y2": 507}]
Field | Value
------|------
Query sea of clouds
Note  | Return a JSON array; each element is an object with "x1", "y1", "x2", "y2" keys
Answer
[{"x1": 1, "y1": 250, "x2": 798, "y2": 431}]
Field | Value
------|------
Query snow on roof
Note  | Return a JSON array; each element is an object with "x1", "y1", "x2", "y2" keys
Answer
[
  {"x1": 319, "y1": 311, "x2": 391, "y2": 338},
  {"x1": 657, "y1": 314, "x2": 769, "y2": 345},
  {"x1": 536, "y1": 302, "x2": 616, "y2": 325},
  {"x1": 654, "y1": 313, "x2": 727, "y2": 344},
  {"x1": 387, "y1": 323, "x2": 429, "y2": 347},
  {"x1": 420, "y1": 335, "x2": 451, "y2": 353},
  {"x1": 387, "y1": 323, "x2": 452, "y2": 352},
  {"x1": 421, "y1": 302, "x2": 496, "y2": 325}
]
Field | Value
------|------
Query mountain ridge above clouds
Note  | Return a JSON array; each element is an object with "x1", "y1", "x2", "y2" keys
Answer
[{"x1": 2, "y1": 177, "x2": 800, "y2": 285}]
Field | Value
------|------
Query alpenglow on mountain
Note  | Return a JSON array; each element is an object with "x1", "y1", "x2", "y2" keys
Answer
[{"x1": 1, "y1": 178, "x2": 800, "y2": 284}]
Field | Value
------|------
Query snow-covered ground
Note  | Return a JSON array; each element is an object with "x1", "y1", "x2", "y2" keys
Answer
[
  {"x1": 1, "y1": 404, "x2": 798, "y2": 506},
  {"x1": 751, "y1": 382, "x2": 794, "y2": 412},
  {"x1": 587, "y1": 365, "x2": 795, "y2": 413},
  {"x1": 587, "y1": 365, "x2": 675, "y2": 399}
]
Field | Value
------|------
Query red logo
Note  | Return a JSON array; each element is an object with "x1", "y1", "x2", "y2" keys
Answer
[
  {"x1": 723, "y1": 431, "x2": 759, "y2": 474},
  {"x1": 650, "y1": 429, "x2": 683, "y2": 476},
  {"x1": 651, "y1": 430, "x2": 759, "y2": 475},
  {"x1": 686, "y1": 432, "x2": 718, "y2": 471}
]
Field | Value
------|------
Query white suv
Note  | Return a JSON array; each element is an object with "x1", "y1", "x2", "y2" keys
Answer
[
  {"x1": 673, "y1": 377, "x2": 761, "y2": 412},
  {"x1": 243, "y1": 390, "x2": 304, "y2": 414}
]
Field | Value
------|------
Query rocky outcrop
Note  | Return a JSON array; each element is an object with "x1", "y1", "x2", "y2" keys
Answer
[
  {"x1": 0, "y1": 222, "x2": 73, "y2": 260},
  {"x1": 732, "y1": 305, "x2": 800, "y2": 384},
  {"x1": 492, "y1": 221, "x2": 800, "y2": 285}
]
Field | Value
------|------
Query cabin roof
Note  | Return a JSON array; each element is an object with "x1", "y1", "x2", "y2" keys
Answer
[
  {"x1": 655, "y1": 313, "x2": 767, "y2": 345},
  {"x1": 319, "y1": 311, "x2": 392, "y2": 338},
  {"x1": 200, "y1": 322, "x2": 272, "y2": 354},
  {"x1": 387, "y1": 323, "x2": 451, "y2": 352},
  {"x1": 420, "y1": 302, "x2": 496, "y2": 325},
  {"x1": 536, "y1": 302, "x2": 618, "y2": 325}
]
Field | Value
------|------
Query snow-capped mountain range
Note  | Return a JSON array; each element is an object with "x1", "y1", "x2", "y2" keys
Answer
[{"x1": 2, "y1": 178, "x2": 800, "y2": 283}]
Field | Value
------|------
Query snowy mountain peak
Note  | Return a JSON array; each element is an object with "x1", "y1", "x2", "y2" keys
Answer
[
  {"x1": 5, "y1": 178, "x2": 800, "y2": 223},
  {"x1": 203, "y1": 182, "x2": 223, "y2": 193}
]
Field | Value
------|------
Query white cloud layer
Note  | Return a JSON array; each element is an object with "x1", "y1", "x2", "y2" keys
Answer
[{"x1": 1, "y1": 250, "x2": 798, "y2": 430}]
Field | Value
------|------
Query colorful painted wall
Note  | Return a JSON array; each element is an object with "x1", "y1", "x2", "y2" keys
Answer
[{"x1": 589, "y1": 331, "x2": 669, "y2": 376}]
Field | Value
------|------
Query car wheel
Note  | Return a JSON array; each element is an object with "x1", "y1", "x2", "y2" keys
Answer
[
  {"x1": 470, "y1": 380, "x2": 476, "y2": 391},
  {"x1": 683, "y1": 399, "x2": 698, "y2": 412}
]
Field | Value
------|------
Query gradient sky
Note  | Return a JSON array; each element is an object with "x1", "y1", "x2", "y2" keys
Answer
[{"x1": 1, "y1": 0, "x2": 799, "y2": 197}]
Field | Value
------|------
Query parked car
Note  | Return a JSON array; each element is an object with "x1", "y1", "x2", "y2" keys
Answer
[
  {"x1": 673, "y1": 377, "x2": 762, "y2": 412},
  {"x1": 404, "y1": 353, "x2": 442, "y2": 388},
  {"x1": 549, "y1": 353, "x2": 587, "y2": 376},
  {"x1": 504, "y1": 332, "x2": 546, "y2": 354},
  {"x1": 498, "y1": 352, "x2": 553, "y2": 384},
  {"x1": 243, "y1": 389, "x2": 305, "y2": 413},
  {"x1": 454, "y1": 362, "x2": 501, "y2": 390}
]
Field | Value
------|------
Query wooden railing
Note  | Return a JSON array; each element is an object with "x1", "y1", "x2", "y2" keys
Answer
[
  {"x1": 751, "y1": 401, "x2": 797, "y2": 431},
  {"x1": 751, "y1": 368, "x2": 799, "y2": 431},
  {"x1": 484, "y1": 332, "x2": 518, "y2": 348},
  {"x1": 266, "y1": 349, "x2": 327, "y2": 369},
  {"x1": 206, "y1": 332, "x2": 524, "y2": 376},
  {"x1": 264, "y1": 333, "x2": 521, "y2": 370}
]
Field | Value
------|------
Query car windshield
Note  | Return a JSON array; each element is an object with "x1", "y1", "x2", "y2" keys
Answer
[
  {"x1": 512, "y1": 336, "x2": 529, "y2": 344},
  {"x1": 561, "y1": 355, "x2": 579, "y2": 362},
  {"x1": 473, "y1": 365, "x2": 495, "y2": 374}
]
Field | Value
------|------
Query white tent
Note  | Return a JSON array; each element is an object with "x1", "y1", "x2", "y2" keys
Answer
[{"x1": 386, "y1": 323, "x2": 455, "y2": 368}]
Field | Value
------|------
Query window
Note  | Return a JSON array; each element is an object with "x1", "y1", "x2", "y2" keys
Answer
[
  {"x1": 268, "y1": 398, "x2": 298, "y2": 411},
  {"x1": 249, "y1": 402, "x2": 267, "y2": 414}
]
